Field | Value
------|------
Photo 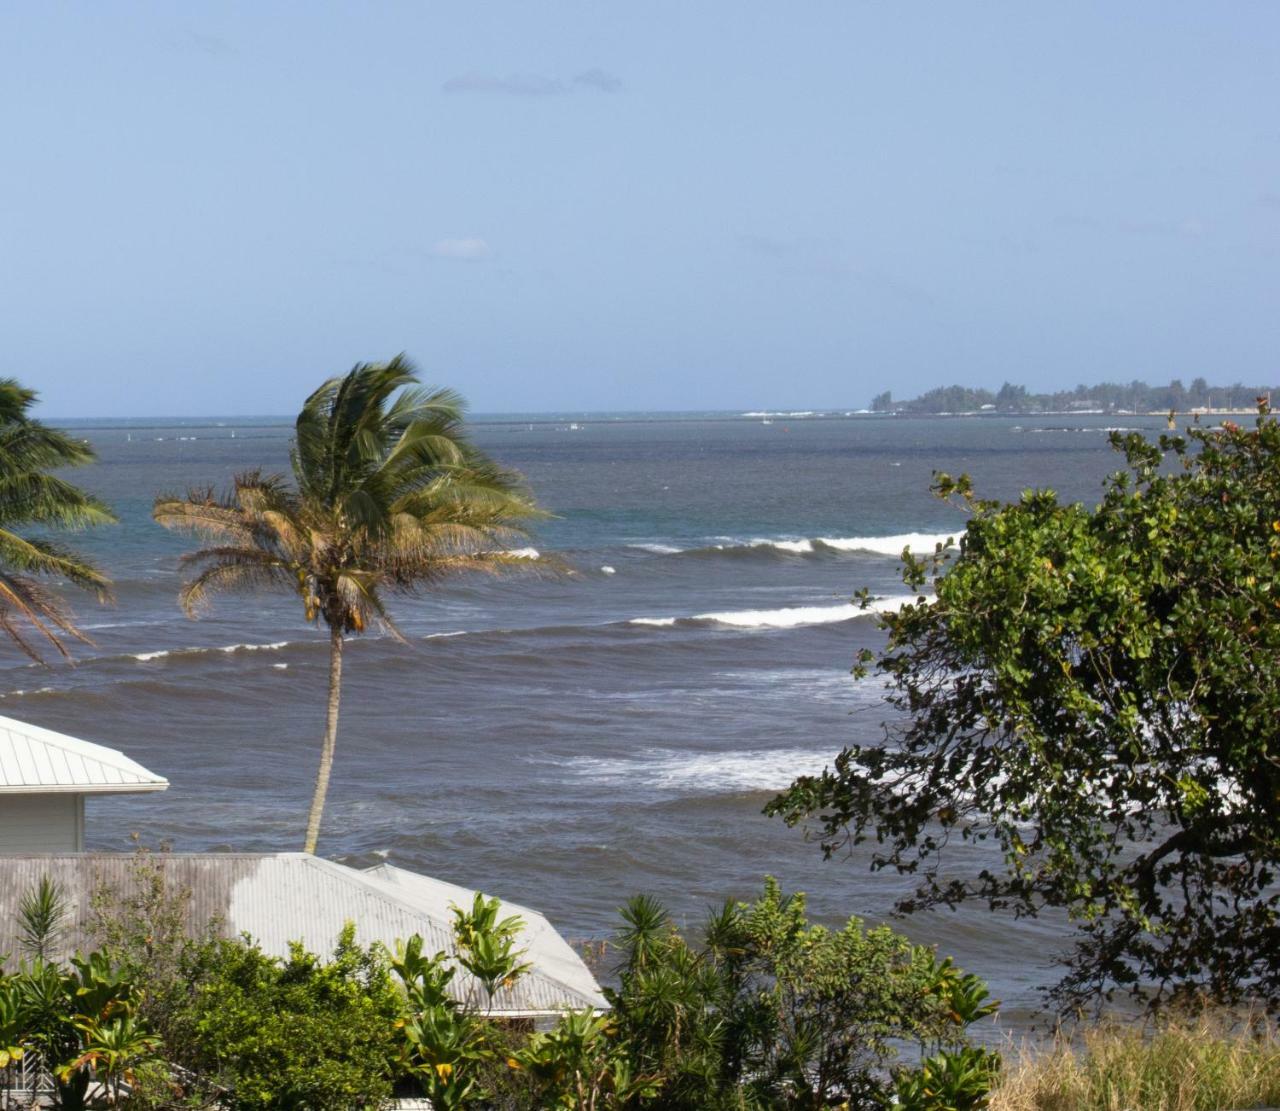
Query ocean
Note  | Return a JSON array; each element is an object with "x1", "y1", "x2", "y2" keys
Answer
[{"x1": 9, "y1": 411, "x2": 1171, "y2": 1024}]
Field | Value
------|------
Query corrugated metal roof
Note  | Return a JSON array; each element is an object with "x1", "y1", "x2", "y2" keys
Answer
[
  {"x1": 0, "y1": 715, "x2": 168, "y2": 794},
  {"x1": 0, "y1": 854, "x2": 607, "y2": 1017}
]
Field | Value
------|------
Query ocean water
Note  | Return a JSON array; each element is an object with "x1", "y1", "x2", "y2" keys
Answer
[{"x1": 9, "y1": 411, "x2": 1170, "y2": 1024}]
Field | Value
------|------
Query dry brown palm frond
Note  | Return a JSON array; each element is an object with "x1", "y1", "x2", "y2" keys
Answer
[
  {"x1": 152, "y1": 497, "x2": 259, "y2": 544},
  {"x1": 177, "y1": 556, "x2": 299, "y2": 617}
]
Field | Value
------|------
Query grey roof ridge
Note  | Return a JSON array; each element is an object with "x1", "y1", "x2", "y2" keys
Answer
[{"x1": 365, "y1": 861, "x2": 548, "y2": 926}]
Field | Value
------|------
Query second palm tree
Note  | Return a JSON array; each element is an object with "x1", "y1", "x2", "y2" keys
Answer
[{"x1": 154, "y1": 357, "x2": 545, "y2": 853}]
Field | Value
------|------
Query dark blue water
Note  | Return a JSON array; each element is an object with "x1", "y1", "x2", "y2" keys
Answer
[{"x1": 7, "y1": 411, "x2": 1171, "y2": 1025}]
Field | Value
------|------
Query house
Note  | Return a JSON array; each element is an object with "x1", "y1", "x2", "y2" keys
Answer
[{"x1": 0, "y1": 714, "x2": 169, "y2": 851}]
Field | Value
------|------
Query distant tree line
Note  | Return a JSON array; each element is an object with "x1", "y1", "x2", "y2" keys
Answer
[{"x1": 870, "y1": 377, "x2": 1276, "y2": 415}]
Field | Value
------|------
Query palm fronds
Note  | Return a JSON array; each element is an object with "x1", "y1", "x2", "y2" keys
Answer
[{"x1": 0, "y1": 382, "x2": 116, "y2": 660}]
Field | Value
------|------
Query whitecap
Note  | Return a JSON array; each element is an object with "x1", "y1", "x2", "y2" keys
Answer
[
  {"x1": 629, "y1": 594, "x2": 920, "y2": 631},
  {"x1": 506, "y1": 547, "x2": 540, "y2": 560},
  {"x1": 600, "y1": 565, "x2": 616, "y2": 575},
  {"x1": 628, "y1": 542, "x2": 684, "y2": 554},
  {"x1": 133, "y1": 650, "x2": 171, "y2": 661},
  {"x1": 557, "y1": 746, "x2": 834, "y2": 794},
  {"x1": 733, "y1": 538, "x2": 814, "y2": 554},
  {"x1": 815, "y1": 532, "x2": 958, "y2": 555}
]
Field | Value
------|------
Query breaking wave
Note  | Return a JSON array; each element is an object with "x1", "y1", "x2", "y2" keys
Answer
[
  {"x1": 629, "y1": 594, "x2": 919, "y2": 630},
  {"x1": 131, "y1": 641, "x2": 292, "y2": 663},
  {"x1": 554, "y1": 745, "x2": 835, "y2": 793},
  {"x1": 627, "y1": 533, "x2": 958, "y2": 559}
]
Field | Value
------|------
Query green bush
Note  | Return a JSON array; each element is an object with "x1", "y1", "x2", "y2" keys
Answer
[
  {"x1": 606, "y1": 877, "x2": 1000, "y2": 1109},
  {"x1": 169, "y1": 926, "x2": 401, "y2": 1111}
]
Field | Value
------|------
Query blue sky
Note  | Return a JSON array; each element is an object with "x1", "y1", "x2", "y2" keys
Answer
[{"x1": 3, "y1": 2, "x2": 1276, "y2": 416}]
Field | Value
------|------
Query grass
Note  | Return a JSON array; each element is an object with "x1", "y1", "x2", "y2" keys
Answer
[{"x1": 988, "y1": 1013, "x2": 1280, "y2": 1111}]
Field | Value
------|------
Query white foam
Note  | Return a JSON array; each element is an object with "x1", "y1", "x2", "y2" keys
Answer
[
  {"x1": 507, "y1": 547, "x2": 540, "y2": 560},
  {"x1": 723, "y1": 537, "x2": 814, "y2": 554},
  {"x1": 424, "y1": 630, "x2": 467, "y2": 640},
  {"x1": 815, "y1": 532, "x2": 959, "y2": 555},
  {"x1": 133, "y1": 650, "x2": 170, "y2": 661},
  {"x1": 562, "y1": 746, "x2": 834, "y2": 793},
  {"x1": 628, "y1": 542, "x2": 683, "y2": 554},
  {"x1": 600, "y1": 565, "x2": 616, "y2": 575},
  {"x1": 272, "y1": 663, "x2": 288, "y2": 670},
  {"x1": 696, "y1": 599, "x2": 916, "y2": 628},
  {"x1": 629, "y1": 594, "x2": 920, "y2": 631},
  {"x1": 635, "y1": 533, "x2": 961, "y2": 558},
  {"x1": 219, "y1": 641, "x2": 289, "y2": 653}
]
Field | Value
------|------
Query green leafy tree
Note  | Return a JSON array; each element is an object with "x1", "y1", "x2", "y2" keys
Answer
[
  {"x1": 608, "y1": 878, "x2": 989, "y2": 1109},
  {"x1": 153, "y1": 356, "x2": 545, "y2": 852},
  {"x1": 0, "y1": 379, "x2": 115, "y2": 660},
  {"x1": 770, "y1": 406, "x2": 1280, "y2": 1013}
]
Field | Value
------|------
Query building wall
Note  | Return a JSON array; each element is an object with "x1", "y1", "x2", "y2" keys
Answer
[{"x1": 0, "y1": 794, "x2": 83, "y2": 852}]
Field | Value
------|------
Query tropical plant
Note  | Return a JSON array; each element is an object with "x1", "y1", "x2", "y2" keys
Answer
[
  {"x1": 508, "y1": 1009, "x2": 656, "y2": 1111},
  {"x1": 60, "y1": 1013, "x2": 163, "y2": 1107},
  {"x1": 769, "y1": 403, "x2": 1280, "y2": 1013},
  {"x1": 388, "y1": 903, "x2": 538, "y2": 1110},
  {"x1": 0, "y1": 378, "x2": 115, "y2": 661},
  {"x1": 0, "y1": 979, "x2": 26, "y2": 1068},
  {"x1": 450, "y1": 893, "x2": 532, "y2": 1007},
  {"x1": 153, "y1": 356, "x2": 546, "y2": 852},
  {"x1": 18, "y1": 875, "x2": 67, "y2": 961},
  {"x1": 6, "y1": 950, "x2": 145, "y2": 1110}
]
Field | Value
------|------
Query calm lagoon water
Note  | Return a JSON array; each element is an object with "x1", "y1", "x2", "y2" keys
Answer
[{"x1": 11, "y1": 411, "x2": 1172, "y2": 1024}]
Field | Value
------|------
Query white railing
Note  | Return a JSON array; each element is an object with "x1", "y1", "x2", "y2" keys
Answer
[{"x1": 0, "y1": 1048, "x2": 55, "y2": 1108}]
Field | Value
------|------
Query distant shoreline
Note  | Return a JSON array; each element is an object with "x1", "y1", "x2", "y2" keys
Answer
[{"x1": 45, "y1": 407, "x2": 1260, "y2": 432}]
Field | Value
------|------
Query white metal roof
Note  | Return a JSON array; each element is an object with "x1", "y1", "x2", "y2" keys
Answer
[
  {"x1": 0, "y1": 715, "x2": 168, "y2": 794},
  {"x1": 0, "y1": 854, "x2": 608, "y2": 1017}
]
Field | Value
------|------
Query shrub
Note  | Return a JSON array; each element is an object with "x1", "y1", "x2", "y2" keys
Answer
[
  {"x1": 607, "y1": 877, "x2": 1000, "y2": 1109},
  {"x1": 168, "y1": 926, "x2": 402, "y2": 1111}
]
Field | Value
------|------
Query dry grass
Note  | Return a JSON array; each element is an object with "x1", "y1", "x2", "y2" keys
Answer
[{"x1": 988, "y1": 1013, "x2": 1280, "y2": 1111}]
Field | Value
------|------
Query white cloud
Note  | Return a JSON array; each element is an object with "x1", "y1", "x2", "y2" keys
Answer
[{"x1": 431, "y1": 238, "x2": 492, "y2": 262}]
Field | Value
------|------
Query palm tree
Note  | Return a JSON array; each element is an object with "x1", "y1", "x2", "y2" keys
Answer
[
  {"x1": 153, "y1": 356, "x2": 546, "y2": 853},
  {"x1": 0, "y1": 379, "x2": 115, "y2": 660}
]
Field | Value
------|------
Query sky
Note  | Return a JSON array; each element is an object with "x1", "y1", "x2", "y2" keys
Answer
[{"x1": 2, "y1": 2, "x2": 1277, "y2": 417}]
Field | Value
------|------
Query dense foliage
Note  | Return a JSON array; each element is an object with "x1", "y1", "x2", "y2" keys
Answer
[
  {"x1": 871, "y1": 377, "x2": 1274, "y2": 415},
  {"x1": 1, "y1": 867, "x2": 999, "y2": 1109},
  {"x1": 173, "y1": 929, "x2": 401, "y2": 1111},
  {"x1": 153, "y1": 357, "x2": 545, "y2": 852},
  {"x1": 770, "y1": 407, "x2": 1280, "y2": 1012}
]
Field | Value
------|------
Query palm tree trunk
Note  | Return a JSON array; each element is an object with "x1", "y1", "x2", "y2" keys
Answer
[{"x1": 303, "y1": 626, "x2": 344, "y2": 853}]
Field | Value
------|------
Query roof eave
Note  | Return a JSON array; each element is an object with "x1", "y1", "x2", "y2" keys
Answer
[{"x1": 0, "y1": 782, "x2": 170, "y2": 795}]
